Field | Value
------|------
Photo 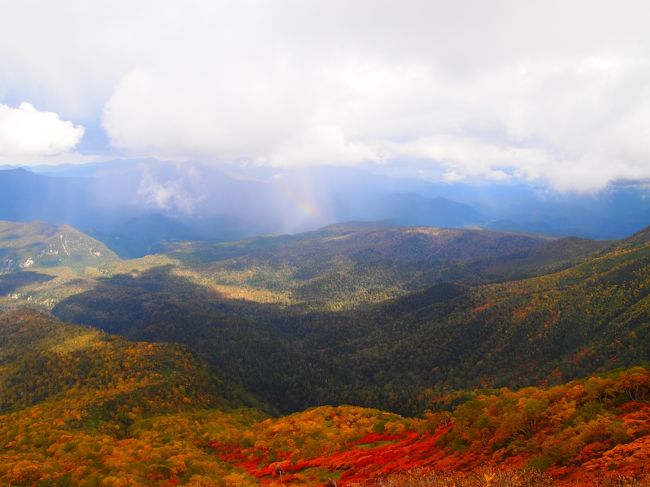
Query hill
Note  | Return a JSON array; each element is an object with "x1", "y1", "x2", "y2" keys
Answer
[
  {"x1": 0, "y1": 219, "x2": 607, "y2": 313},
  {"x1": 164, "y1": 223, "x2": 607, "y2": 310},
  {"x1": 0, "y1": 220, "x2": 182, "y2": 311},
  {"x1": 211, "y1": 367, "x2": 650, "y2": 485},
  {"x1": 0, "y1": 220, "x2": 643, "y2": 417},
  {"x1": 0, "y1": 309, "x2": 647, "y2": 485},
  {"x1": 168, "y1": 222, "x2": 552, "y2": 264},
  {"x1": 0, "y1": 220, "x2": 123, "y2": 311},
  {"x1": 0, "y1": 309, "x2": 264, "y2": 485},
  {"x1": 361, "y1": 192, "x2": 486, "y2": 227},
  {"x1": 51, "y1": 226, "x2": 648, "y2": 415},
  {"x1": 0, "y1": 220, "x2": 648, "y2": 484},
  {"x1": 0, "y1": 309, "x2": 244, "y2": 415},
  {"x1": 365, "y1": 224, "x2": 650, "y2": 393},
  {"x1": 280, "y1": 224, "x2": 650, "y2": 412},
  {"x1": 0, "y1": 220, "x2": 118, "y2": 273}
]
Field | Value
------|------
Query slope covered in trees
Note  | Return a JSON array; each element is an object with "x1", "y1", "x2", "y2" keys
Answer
[
  {"x1": 51, "y1": 226, "x2": 648, "y2": 415},
  {"x1": 0, "y1": 220, "x2": 126, "y2": 311},
  {"x1": 0, "y1": 220, "x2": 606, "y2": 315},
  {"x1": 0, "y1": 311, "x2": 647, "y2": 486},
  {"x1": 0, "y1": 220, "x2": 118, "y2": 273},
  {"x1": 1, "y1": 221, "x2": 648, "y2": 485},
  {"x1": 212, "y1": 367, "x2": 650, "y2": 485},
  {"x1": 0, "y1": 310, "x2": 262, "y2": 485},
  {"x1": 0, "y1": 309, "x2": 248, "y2": 415},
  {"x1": 163, "y1": 223, "x2": 608, "y2": 310},
  {"x1": 296, "y1": 224, "x2": 650, "y2": 412}
]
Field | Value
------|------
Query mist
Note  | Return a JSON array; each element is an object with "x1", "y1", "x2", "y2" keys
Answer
[{"x1": 0, "y1": 160, "x2": 646, "y2": 258}]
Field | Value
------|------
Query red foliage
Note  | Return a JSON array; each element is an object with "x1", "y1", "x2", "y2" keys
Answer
[
  {"x1": 472, "y1": 302, "x2": 493, "y2": 314},
  {"x1": 211, "y1": 381, "x2": 650, "y2": 486}
]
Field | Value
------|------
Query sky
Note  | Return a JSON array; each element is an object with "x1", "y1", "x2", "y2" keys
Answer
[{"x1": 1, "y1": 0, "x2": 650, "y2": 192}]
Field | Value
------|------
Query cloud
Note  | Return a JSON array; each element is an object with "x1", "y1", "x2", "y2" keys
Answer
[
  {"x1": 3, "y1": 1, "x2": 650, "y2": 190},
  {"x1": 136, "y1": 164, "x2": 205, "y2": 214},
  {"x1": 0, "y1": 102, "x2": 84, "y2": 158}
]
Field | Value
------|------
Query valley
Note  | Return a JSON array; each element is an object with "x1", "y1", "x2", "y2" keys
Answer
[{"x1": 0, "y1": 219, "x2": 648, "y2": 485}]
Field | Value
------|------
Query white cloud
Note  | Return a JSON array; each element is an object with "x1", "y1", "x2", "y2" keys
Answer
[
  {"x1": 2, "y1": 0, "x2": 650, "y2": 190},
  {"x1": 136, "y1": 164, "x2": 205, "y2": 214},
  {"x1": 0, "y1": 102, "x2": 84, "y2": 158}
]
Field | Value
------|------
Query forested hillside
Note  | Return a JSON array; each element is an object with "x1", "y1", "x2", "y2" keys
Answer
[
  {"x1": 0, "y1": 220, "x2": 117, "y2": 273},
  {"x1": 0, "y1": 221, "x2": 648, "y2": 484},
  {"x1": 1, "y1": 220, "x2": 606, "y2": 314},
  {"x1": 0, "y1": 310, "x2": 647, "y2": 486},
  {"x1": 164, "y1": 223, "x2": 609, "y2": 310},
  {"x1": 211, "y1": 367, "x2": 650, "y2": 485},
  {"x1": 0, "y1": 309, "x2": 247, "y2": 415},
  {"x1": 50, "y1": 225, "x2": 649, "y2": 415}
]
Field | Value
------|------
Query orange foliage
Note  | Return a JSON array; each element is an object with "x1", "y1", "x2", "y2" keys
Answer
[{"x1": 212, "y1": 368, "x2": 650, "y2": 486}]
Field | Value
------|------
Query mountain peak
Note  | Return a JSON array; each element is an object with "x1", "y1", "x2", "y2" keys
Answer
[{"x1": 0, "y1": 220, "x2": 118, "y2": 273}]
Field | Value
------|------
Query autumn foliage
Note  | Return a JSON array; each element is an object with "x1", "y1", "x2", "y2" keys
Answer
[
  {"x1": 212, "y1": 368, "x2": 650, "y2": 486},
  {"x1": 0, "y1": 309, "x2": 648, "y2": 485}
]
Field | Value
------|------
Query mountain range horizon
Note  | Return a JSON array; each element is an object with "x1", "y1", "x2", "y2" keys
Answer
[{"x1": 0, "y1": 159, "x2": 648, "y2": 261}]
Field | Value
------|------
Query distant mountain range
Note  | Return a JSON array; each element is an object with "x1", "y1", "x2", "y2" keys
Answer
[{"x1": 0, "y1": 160, "x2": 648, "y2": 258}]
